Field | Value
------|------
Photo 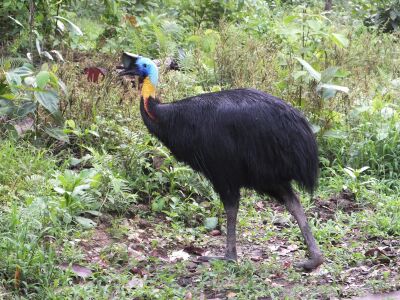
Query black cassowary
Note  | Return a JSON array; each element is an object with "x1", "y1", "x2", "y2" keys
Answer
[{"x1": 119, "y1": 52, "x2": 323, "y2": 271}]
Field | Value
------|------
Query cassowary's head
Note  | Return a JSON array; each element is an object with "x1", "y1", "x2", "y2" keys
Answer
[{"x1": 120, "y1": 52, "x2": 158, "y2": 87}]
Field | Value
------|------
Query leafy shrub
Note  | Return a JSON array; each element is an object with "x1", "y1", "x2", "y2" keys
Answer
[{"x1": 0, "y1": 63, "x2": 67, "y2": 140}]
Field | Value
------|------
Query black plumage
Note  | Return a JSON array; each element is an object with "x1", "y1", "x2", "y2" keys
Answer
[
  {"x1": 120, "y1": 53, "x2": 323, "y2": 271},
  {"x1": 142, "y1": 89, "x2": 318, "y2": 195}
]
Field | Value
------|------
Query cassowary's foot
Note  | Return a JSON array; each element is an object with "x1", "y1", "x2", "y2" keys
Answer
[
  {"x1": 294, "y1": 255, "x2": 324, "y2": 271},
  {"x1": 197, "y1": 254, "x2": 237, "y2": 263},
  {"x1": 282, "y1": 193, "x2": 324, "y2": 272}
]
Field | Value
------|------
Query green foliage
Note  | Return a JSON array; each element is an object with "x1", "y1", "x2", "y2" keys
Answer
[
  {"x1": 2, "y1": 0, "x2": 82, "y2": 57},
  {"x1": 1, "y1": 63, "x2": 67, "y2": 140},
  {"x1": 364, "y1": 0, "x2": 400, "y2": 32}
]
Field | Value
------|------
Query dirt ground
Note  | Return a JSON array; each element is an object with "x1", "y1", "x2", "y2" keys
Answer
[{"x1": 75, "y1": 191, "x2": 400, "y2": 299}]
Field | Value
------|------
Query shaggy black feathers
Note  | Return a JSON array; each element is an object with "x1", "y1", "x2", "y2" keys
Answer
[{"x1": 141, "y1": 88, "x2": 318, "y2": 199}]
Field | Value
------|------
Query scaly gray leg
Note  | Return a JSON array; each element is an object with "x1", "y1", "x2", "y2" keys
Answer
[
  {"x1": 199, "y1": 191, "x2": 239, "y2": 262},
  {"x1": 283, "y1": 192, "x2": 323, "y2": 271}
]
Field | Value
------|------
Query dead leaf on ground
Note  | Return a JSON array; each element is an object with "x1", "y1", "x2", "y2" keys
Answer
[
  {"x1": 14, "y1": 266, "x2": 21, "y2": 289},
  {"x1": 255, "y1": 201, "x2": 265, "y2": 210},
  {"x1": 282, "y1": 261, "x2": 292, "y2": 269},
  {"x1": 130, "y1": 266, "x2": 147, "y2": 277},
  {"x1": 273, "y1": 216, "x2": 290, "y2": 228},
  {"x1": 186, "y1": 261, "x2": 198, "y2": 272},
  {"x1": 184, "y1": 291, "x2": 193, "y2": 300},
  {"x1": 364, "y1": 247, "x2": 391, "y2": 264},
  {"x1": 170, "y1": 249, "x2": 191, "y2": 262},
  {"x1": 250, "y1": 249, "x2": 264, "y2": 261},
  {"x1": 14, "y1": 117, "x2": 34, "y2": 136},
  {"x1": 184, "y1": 245, "x2": 205, "y2": 256},
  {"x1": 209, "y1": 229, "x2": 221, "y2": 236},
  {"x1": 128, "y1": 248, "x2": 147, "y2": 261},
  {"x1": 59, "y1": 263, "x2": 92, "y2": 279},
  {"x1": 127, "y1": 277, "x2": 144, "y2": 289},
  {"x1": 152, "y1": 155, "x2": 164, "y2": 169}
]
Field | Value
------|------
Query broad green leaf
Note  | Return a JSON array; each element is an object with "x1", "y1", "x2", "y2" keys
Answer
[
  {"x1": 321, "y1": 67, "x2": 339, "y2": 82},
  {"x1": 58, "y1": 79, "x2": 67, "y2": 95},
  {"x1": 41, "y1": 51, "x2": 54, "y2": 60},
  {"x1": 323, "y1": 130, "x2": 348, "y2": 139},
  {"x1": 335, "y1": 69, "x2": 351, "y2": 78},
  {"x1": 15, "y1": 101, "x2": 36, "y2": 117},
  {"x1": 307, "y1": 20, "x2": 322, "y2": 32},
  {"x1": 283, "y1": 15, "x2": 297, "y2": 24},
  {"x1": 377, "y1": 128, "x2": 389, "y2": 141},
  {"x1": 54, "y1": 16, "x2": 83, "y2": 36},
  {"x1": 319, "y1": 83, "x2": 349, "y2": 93},
  {"x1": 292, "y1": 70, "x2": 307, "y2": 80},
  {"x1": 34, "y1": 90, "x2": 61, "y2": 118},
  {"x1": 8, "y1": 16, "x2": 24, "y2": 28},
  {"x1": 343, "y1": 168, "x2": 356, "y2": 179},
  {"x1": 0, "y1": 99, "x2": 15, "y2": 116},
  {"x1": 359, "y1": 166, "x2": 370, "y2": 173},
  {"x1": 66, "y1": 119, "x2": 76, "y2": 129},
  {"x1": 321, "y1": 87, "x2": 337, "y2": 100},
  {"x1": 41, "y1": 63, "x2": 49, "y2": 71},
  {"x1": 86, "y1": 210, "x2": 102, "y2": 217},
  {"x1": 36, "y1": 71, "x2": 50, "y2": 89},
  {"x1": 47, "y1": 73, "x2": 58, "y2": 90},
  {"x1": 6, "y1": 72, "x2": 21, "y2": 86},
  {"x1": 9, "y1": 65, "x2": 33, "y2": 78},
  {"x1": 24, "y1": 76, "x2": 36, "y2": 86},
  {"x1": 56, "y1": 20, "x2": 65, "y2": 32},
  {"x1": 51, "y1": 50, "x2": 64, "y2": 62},
  {"x1": 204, "y1": 217, "x2": 218, "y2": 230},
  {"x1": 35, "y1": 38, "x2": 41, "y2": 54},
  {"x1": 44, "y1": 126, "x2": 69, "y2": 142},
  {"x1": 330, "y1": 33, "x2": 349, "y2": 48},
  {"x1": 0, "y1": 93, "x2": 15, "y2": 100},
  {"x1": 152, "y1": 198, "x2": 166, "y2": 212},
  {"x1": 75, "y1": 216, "x2": 96, "y2": 228},
  {"x1": 295, "y1": 57, "x2": 321, "y2": 81},
  {"x1": 88, "y1": 130, "x2": 99, "y2": 137}
]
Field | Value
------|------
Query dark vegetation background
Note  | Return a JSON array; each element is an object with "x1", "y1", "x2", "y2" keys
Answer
[{"x1": 0, "y1": 0, "x2": 399, "y2": 299}]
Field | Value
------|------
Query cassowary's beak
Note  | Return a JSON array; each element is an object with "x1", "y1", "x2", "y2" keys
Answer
[{"x1": 118, "y1": 52, "x2": 140, "y2": 76}]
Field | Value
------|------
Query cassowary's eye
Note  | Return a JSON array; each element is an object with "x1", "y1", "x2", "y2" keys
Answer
[{"x1": 143, "y1": 63, "x2": 147, "y2": 68}]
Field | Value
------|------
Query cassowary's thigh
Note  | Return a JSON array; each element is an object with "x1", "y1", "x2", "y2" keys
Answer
[{"x1": 258, "y1": 183, "x2": 293, "y2": 202}]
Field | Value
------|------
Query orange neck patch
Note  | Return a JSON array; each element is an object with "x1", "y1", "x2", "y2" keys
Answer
[
  {"x1": 142, "y1": 77, "x2": 157, "y2": 120},
  {"x1": 142, "y1": 77, "x2": 156, "y2": 99}
]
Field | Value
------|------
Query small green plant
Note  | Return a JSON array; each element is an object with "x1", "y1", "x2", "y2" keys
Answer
[
  {"x1": 51, "y1": 168, "x2": 101, "y2": 227},
  {"x1": 1, "y1": 63, "x2": 67, "y2": 140}
]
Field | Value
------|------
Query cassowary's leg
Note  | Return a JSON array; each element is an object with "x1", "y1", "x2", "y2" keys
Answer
[
  {"x1": 223, "y1": 201, "x2": 239, "y2": 260},
  {"x1": 283, "y1": 192, "x2": 323, "y2": 271},
  {"x1": 198, "y1": 190, "x2": 239, "y2": 262}
]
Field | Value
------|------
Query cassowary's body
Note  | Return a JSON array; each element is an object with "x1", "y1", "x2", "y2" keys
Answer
[
  {"x1": 120, "y1": 53, "x2": 323, "y2": 271},
  {"x1": 141, "y1": 88, "x2": 318, "y2": 198}
]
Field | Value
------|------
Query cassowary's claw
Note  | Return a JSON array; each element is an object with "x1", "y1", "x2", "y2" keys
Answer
[
  {"x1": 197, "y1": 255, "x2": 237, "y2": 263},
  {"x1": 294, "y1": 255, "x2": 324, "y2": 271}
]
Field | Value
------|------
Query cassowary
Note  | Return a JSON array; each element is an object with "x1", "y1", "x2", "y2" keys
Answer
[{"x1": 119, "y1": 52, "x2": 323, "y2": 271}]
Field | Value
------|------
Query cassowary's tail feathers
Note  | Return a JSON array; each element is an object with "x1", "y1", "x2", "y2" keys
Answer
[{"x1": 293, "y1": 121, "x2": 319, "y2": 195}]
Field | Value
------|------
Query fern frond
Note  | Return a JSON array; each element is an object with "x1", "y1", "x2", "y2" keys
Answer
[{"x1": 0, "y1": 57, "x2": 29, "y2": 71}]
